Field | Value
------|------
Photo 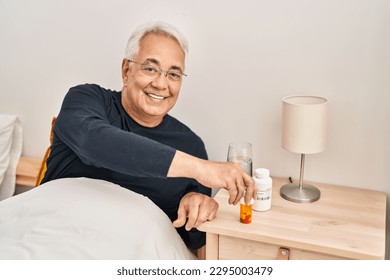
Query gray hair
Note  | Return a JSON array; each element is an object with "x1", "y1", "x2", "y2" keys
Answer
[{"x1": 124, "y1": 21, "x2": 189, "y2": 60}]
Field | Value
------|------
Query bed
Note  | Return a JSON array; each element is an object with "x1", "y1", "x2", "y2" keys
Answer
[
  {"x1": 0, "y1": 115, "x2": 197, "y2": 259},
  {"x1": 0, "y1": 175, "x2": 196, "y2": 260}
]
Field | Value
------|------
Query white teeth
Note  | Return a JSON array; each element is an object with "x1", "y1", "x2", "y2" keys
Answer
[{"x1": 147, "y1": 93, "x2": 165, "y2": 100}]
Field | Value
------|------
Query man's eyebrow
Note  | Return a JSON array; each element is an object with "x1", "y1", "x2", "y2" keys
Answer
[
  {"x1": 145, "y1": 58, "x2": 183, "y2": 72},
  {"x1": 145, "y1": 58, "x2": 159, "y2": 65}
]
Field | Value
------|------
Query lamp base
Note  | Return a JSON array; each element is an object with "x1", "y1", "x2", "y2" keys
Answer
[{"x1": 280, "y1": 183, "x2": 320, "y2": 203}]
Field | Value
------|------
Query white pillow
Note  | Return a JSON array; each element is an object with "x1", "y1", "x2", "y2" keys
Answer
[
  {"x1": 0, "y1": 177, "x2": 196, "y2": 260},
  {"x1": 0, "y1": 114, "x2": 23, "y2": 200}
]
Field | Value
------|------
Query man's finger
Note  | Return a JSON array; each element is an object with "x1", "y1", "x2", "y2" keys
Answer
[
  {"x1": 235, "y1": 177, "x2": 246, "y2": 204},
  {"x1": 185, "y1": 203, "x2": 200, "y2": 231},
  {"x1": 193, "y1": 203, "x2": 210, "y2": 229},
  {"x1": 225, "y1": 180, "x2": 238, "y2": 205},
  {"x1": 172, "y1": 203, "x2": 187, "y2": 228},
  {"x1": 243, "y1": 174, "x2": 256, "y2": 202}
]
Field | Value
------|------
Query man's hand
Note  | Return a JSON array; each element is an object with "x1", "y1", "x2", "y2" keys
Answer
[
  {"x1": 196, "y1": 160, "x2": 256, "y2": 205},
  {"x1": 172, "y1": 192, "x2": 219, "y2": 231},
  {"x1": 168, "y1": 151, "x2": 256, "y2": 206}
]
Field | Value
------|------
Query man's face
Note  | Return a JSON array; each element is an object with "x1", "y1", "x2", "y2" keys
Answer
[{"x1": 121, "y1": 33, "x2": 185, "y2": 127}]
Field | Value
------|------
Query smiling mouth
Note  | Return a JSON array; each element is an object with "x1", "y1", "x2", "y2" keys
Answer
[{"x1": 146, "y1": 92, "x2": 166, "y2": 101}]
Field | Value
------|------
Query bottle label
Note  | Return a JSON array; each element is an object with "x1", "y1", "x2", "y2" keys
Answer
[
  {"x1": 257, "y1": 190, "x2": 271, "y2": 201},
  {"x1": 253, "y1": 189, "x2": 272, "y2": 212}
]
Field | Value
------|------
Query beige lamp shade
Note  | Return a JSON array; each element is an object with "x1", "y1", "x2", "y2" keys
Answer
[{"x1": 282, "y1": 96, "x2": 328, "y2": 154}]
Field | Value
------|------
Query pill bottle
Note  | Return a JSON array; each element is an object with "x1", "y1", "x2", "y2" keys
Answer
[
  {"x1": 240, "y1": 197, "x2": 254, "y2": 224},
  {"x1": 253, "y1": 168, "x2": 272, "y2": 212}
]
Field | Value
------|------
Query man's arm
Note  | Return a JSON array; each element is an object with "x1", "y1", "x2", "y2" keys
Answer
[{"x1": 168, "y1": 150, "x2": 255, "y2": 205}]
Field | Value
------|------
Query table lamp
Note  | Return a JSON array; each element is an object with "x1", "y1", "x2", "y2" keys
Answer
[{"x1": 280, "y1": 95, "x2": 328, "y2": 203}]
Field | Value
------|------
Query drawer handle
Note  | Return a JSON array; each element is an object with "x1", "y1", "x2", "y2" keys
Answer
[{"x1": 277, "y1": 247, "x2": 290, "y2": 260}]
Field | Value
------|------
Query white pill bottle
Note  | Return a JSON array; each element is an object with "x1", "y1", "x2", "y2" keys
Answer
[{"x1": 252, "y1": 168, "x2": 272, "y2": 212}]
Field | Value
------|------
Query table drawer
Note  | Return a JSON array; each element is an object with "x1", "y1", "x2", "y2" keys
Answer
[{"x1": 219, "y1": 235, "x2": 348, "y2": 260}]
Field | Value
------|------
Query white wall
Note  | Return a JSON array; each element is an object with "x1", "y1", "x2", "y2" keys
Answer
[{"x1": 1, "y1": 0, "x2": 389, "y2": 258}]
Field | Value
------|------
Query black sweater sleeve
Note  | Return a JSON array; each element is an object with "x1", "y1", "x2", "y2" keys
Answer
[{"x1": 54, "y1": 84, "x2": 176, "y2": 178}]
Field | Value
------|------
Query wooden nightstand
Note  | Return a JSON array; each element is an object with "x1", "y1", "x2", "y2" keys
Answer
[
  {"x1": 16, "y1": 157, "x2": 41, "y2": 187},
  {"x1": 198, "y1": 177, "x2": 387, "y2": 260}
]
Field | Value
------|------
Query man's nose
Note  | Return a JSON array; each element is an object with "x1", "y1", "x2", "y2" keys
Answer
[{"x1": 151, "y1": 71, "x2": 168, "y2": 89}]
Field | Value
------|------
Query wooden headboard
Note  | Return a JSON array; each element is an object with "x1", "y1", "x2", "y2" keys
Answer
[{"x1": 16, "y1": 157, "x2": 41, "y2": 187}]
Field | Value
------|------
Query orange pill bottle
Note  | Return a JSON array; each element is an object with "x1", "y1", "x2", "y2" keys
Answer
[{"x1": 240, "y1": 197, "x2": 254, "y2": 224}]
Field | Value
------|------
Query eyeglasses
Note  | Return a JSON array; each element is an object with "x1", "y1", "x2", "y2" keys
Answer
[{"x1": 128, "y1": 59, "x2": 186, "y2": 82}]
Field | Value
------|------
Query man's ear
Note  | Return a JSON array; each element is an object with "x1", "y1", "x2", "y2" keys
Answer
[{"x1": 121, "y1": 58, "x2": 130, "y2": 82}]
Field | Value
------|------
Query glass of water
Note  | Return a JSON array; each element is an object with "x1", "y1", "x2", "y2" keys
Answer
[{"x1": 227, "y1": 142, "x2": 253, "y2": 176}]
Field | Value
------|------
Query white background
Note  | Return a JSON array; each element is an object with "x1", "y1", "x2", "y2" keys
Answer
[
  {"x1": 1, "y1": 260, "x2": 390, "y2": 279},
  {"x1": 0, "y1": 0, "x2": 389, "y2": 257}
]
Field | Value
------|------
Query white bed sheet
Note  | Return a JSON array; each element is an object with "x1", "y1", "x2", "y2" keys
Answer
[
  {"x1": 0, "y1": 177, "x2": 196, "y2": 260},
  {"x1": 0, "y1": 114, "x2": 23, "y2": 200}
]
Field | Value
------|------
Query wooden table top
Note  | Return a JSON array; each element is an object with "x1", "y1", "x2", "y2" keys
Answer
[{"x1": 199, "y1": 177, "x2": 387, "y2": 259}]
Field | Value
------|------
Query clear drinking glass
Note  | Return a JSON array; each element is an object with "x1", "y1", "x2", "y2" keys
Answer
[{"x1": 227, "y1": 142, "x2": 253, "y2": 176}]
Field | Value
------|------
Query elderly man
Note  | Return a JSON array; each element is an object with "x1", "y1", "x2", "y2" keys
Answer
[{"x1": 41, "y1": 22, "x2": 255, "y2": 250}]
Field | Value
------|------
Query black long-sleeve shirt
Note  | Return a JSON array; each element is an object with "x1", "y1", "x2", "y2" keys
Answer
[{"x1": 42, "y1": 84, "x2": 210, "y2": 249}]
